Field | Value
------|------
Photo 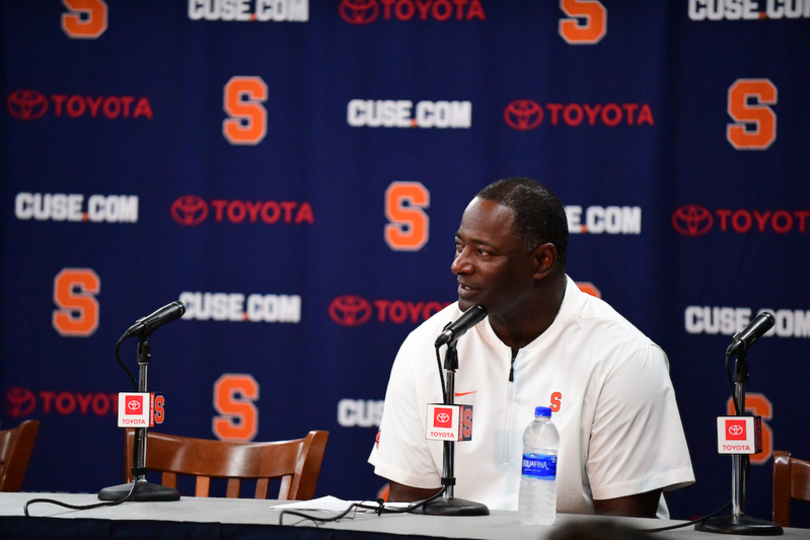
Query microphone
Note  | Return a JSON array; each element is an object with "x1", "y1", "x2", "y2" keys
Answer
[
  {"x1": 124, "y1": 301, "x2": 186, "y2": 338},
  {"x1": 726, "y1": 311, "x2": 775, "y2": 357},
  {"x1": 435, "y1": 304, "x2": 487, "y2": 347}
]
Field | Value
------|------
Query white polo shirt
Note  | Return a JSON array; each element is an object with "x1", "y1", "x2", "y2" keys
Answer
[{"x1": 368, "y1": 277, "x2": 695, "y2": 517}]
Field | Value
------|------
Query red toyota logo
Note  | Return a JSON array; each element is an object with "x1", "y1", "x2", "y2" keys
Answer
[
  {"x1": 504, "y1": 100, "x2": 543, "y2": 130},
  {"x1": 339, "y1": 0, "x2": 379, "y2": 24},
  {"x1": 726, "y1": 419, "x2": 746, "y2": 440},
  {"x1": 125, "y1": 396, "x2": 143, "y2": 414},
  {"x1": 171, "y1": 195, "x2": 209, "y2": 226},
  {"x1": 672, "y1": 205, "x2": 713, "y2": 236},
  {"x1": 7, "y1": 90, "x2": 48, "y2": 120},
  {"x1": 434, "y1": 408, "x2": 452, "y2": 428},
  {"x1": 6, "y1": 387, "x2": 36, "y2": 418},
  {"x1": 329, "y1": 295, "x2": 373, "y2": 326}
]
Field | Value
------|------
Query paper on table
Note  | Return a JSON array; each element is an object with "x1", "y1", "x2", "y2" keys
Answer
[
  {"x1": 270, "y1": 496, "x2": 412, "y2": 512},
  {"x1": 270, "y1": 496, "x2": 353, "y2": 511}
]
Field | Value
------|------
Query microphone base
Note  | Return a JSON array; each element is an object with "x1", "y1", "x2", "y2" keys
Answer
[
  {"x1": 413, "y1": 497, "x2": 490, "y2": 516},
  {"x1": 695, "y1": 514, "x2": 783, "y2": 536},
  {"x1": 98, "y1": 481, "x2": 181, "y2": 502}
]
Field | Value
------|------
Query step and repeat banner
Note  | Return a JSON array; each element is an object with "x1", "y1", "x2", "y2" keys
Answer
[{"x1": 2, "y1": 0, "x2": 809, "y2": 525}]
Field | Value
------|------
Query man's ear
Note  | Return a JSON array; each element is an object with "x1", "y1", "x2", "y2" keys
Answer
[{"x1": 532, "y1": 243, "x2": 557, "y2": 280}]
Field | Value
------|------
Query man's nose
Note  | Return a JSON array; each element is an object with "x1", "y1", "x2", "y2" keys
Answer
[{"x1": 451, "y1": 248, "x2": 472, "y2": 275}]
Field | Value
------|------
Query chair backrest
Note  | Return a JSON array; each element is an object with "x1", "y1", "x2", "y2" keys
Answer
[
  {"x1": 773, "y1": 450, "x2": 810, "y2": 527},
  {"x1": 125, "y1": 430, "x2": 328, "y2": 500},
  {"x1": 0, "y1": 420, "x2": 40, "y2": 492}
]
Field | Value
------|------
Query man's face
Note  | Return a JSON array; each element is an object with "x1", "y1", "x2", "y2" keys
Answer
[{"x1": 451, "y1": 198, "x2": 537, "y2": 315}]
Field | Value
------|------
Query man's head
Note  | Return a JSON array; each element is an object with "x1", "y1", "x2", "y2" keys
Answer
[
  {"x1": 451, "y1": 177, "x2": 568, "y2": 315},
  {"x1": 475, "y1": 177, "x2": 568, "y2": 268}
]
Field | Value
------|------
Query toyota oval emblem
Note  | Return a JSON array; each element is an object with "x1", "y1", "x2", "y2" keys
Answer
[
  {"x1": 504, "y1": 100, "x2": 544, "y2": 131},
  {"x1": 339, "y1": 0, "x2": 379, "y2": 24},
  {"x1": 436, "y1": 412, "x2": 450, "y2": 423},
  {"x1": 672, "y1": 205, "x2": 713, "y2": 236},
  {"x1": 7, "y1": 90, "x2": 48, "y2": 120},
  {"x1": 6, "y1": 387, "x2": 37, "y2": 418},
  {"x1": 329, "y1": 295, "x2": 373, "y2": 326},
  {"x1": 127, "y1": 399, "x2": 142, "y2": 411},
  {"x1": 171, "y1": 195, "x2": 209, "y2": 226},
  {"x1": 728, "y1": 424, "x2": 744, "y2": 436}
]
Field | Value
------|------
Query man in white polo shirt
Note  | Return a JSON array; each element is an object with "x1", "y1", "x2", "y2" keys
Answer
[{"x1": 368, "y1": 177, "x2": 694, "y2": 518}]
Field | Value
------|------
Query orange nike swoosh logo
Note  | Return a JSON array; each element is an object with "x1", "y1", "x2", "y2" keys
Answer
[{"x1": 454, "y1": 391, "x2": 477, "y2": 397}]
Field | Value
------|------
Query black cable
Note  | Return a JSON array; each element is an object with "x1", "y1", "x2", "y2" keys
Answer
[
  {"x1": 278, "y1": 487, "x2": 448, "y2": 526},
  {"x1": 646, "y1": 500, "x2": 731, "y2": 533},
  {"x1": 115, "y1": 334, "x2": 138, "y2": 392},
  {"x1": 434, "y1": 345, "x2": 447, "y2": 404},
  {"x1": 24, "y1": 481, "x2": 139, "y2": 517},
  {"x1": 278, "y1": 499, "x2": 373, "y2": 526}
]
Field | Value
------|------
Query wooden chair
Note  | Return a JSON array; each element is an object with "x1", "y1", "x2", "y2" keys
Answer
[
  {"x1": 124, "y1": 430, "x2": 328, "y2": 500},
  {"x1": 0, "y1": 420, "x2": 40, "y2": 492},
  {"x1": 773, "y1": 450, "x2": 810, "y2": 527}
]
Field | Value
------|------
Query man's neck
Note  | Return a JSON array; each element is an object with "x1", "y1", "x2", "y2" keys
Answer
[{"x1": 489, "y1": 273, "x2": 567, "y2": 352}]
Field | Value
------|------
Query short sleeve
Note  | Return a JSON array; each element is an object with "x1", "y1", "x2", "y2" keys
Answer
[
  {"x1": 585, "y1": 344, "x2": 695, "y2": 500},
  {"x1": 368, "y1": 334, "x2": 443, "y2": 489}
]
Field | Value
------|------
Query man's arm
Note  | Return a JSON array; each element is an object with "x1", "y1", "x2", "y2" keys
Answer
[
  {"x1": 593, "y1": 489, "x2": 662, "y2": 518},
  {"x1": 387, "y1": 480, "x2": 441, "y2": 502}
]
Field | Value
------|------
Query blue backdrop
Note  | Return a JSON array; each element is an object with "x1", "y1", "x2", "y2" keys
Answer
[{"x1": 2, "y1": 0, "x2": 809, "y2": 527}]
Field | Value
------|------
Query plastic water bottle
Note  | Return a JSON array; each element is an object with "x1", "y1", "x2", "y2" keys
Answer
[{"x1": 518, "y1": 406, "x2": 559, "y2": 526}]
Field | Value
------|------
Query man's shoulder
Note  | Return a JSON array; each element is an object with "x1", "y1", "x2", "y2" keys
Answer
[{"x1": 563, "y1": 282, "x2": 661, "y2": 357}]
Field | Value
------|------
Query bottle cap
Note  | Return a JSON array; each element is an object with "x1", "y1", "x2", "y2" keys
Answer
[{"x1": 534, "y1": 406, "x2": 552, "y2": 417}]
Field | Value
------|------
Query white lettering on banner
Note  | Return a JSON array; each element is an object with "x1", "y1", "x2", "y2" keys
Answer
[
  {"x1": 685, "y1": 306, "x2": 810, "y2": 339},
  {"x1": 688, "y1": 0, "x2": 810, "y2": 20},
  {"x1": 338, "y1": 399, "x2": 384, "y2": 427},
  {"x1": 15, "y1": 192, "x2": 138, "y2": 223},
  {"x1": 564, "y1": 205, "x2": 641, "y2": 234},
  {"x1": 179, "y1": 292, "x2": 301, "y2": 323},
  {"x1": 685, "y1": 306, "x2": 752, "y2": 335},
  {"x1": 347, "y1": 100, "x2": 472, "y2": 128},
  {"x1": 187, "y1": 0, "x2": 309, "y2": 21}
]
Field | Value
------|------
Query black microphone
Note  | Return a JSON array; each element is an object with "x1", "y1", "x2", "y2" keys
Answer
[
  {"x1": 435, "y1": 304, "x2": 487, "y2": 347},
  {"x1": 124, "y1": 301, "x2": 186, "y2": 338},
  {"x1": 726, "y1": 311, "x2": 775, "y2": 357}
]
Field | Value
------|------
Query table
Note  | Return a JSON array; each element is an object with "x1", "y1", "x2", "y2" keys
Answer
[{"x1": 0, "y1": 493, "x2": 807, "y2": 540}]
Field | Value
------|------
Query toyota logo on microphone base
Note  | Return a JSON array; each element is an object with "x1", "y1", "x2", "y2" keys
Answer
[{"x1": 124, "y1": 395, "x2": 144, "y2": 415}]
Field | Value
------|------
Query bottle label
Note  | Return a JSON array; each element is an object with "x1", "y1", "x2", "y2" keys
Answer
[{"x1": 522, "y1": 453, "x2": 557, "y2": 479}]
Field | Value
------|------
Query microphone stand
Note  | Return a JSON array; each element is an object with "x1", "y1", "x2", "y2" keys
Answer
[
  {"x1": 416, "y1": 339, "x2": 489, "y2": 516},
  {"x1": 98, "y1": 334, "x2": 180, "y2": 502},
  {"x1": 696, "y1": 348, "x2": 782, "y2": 535}
]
